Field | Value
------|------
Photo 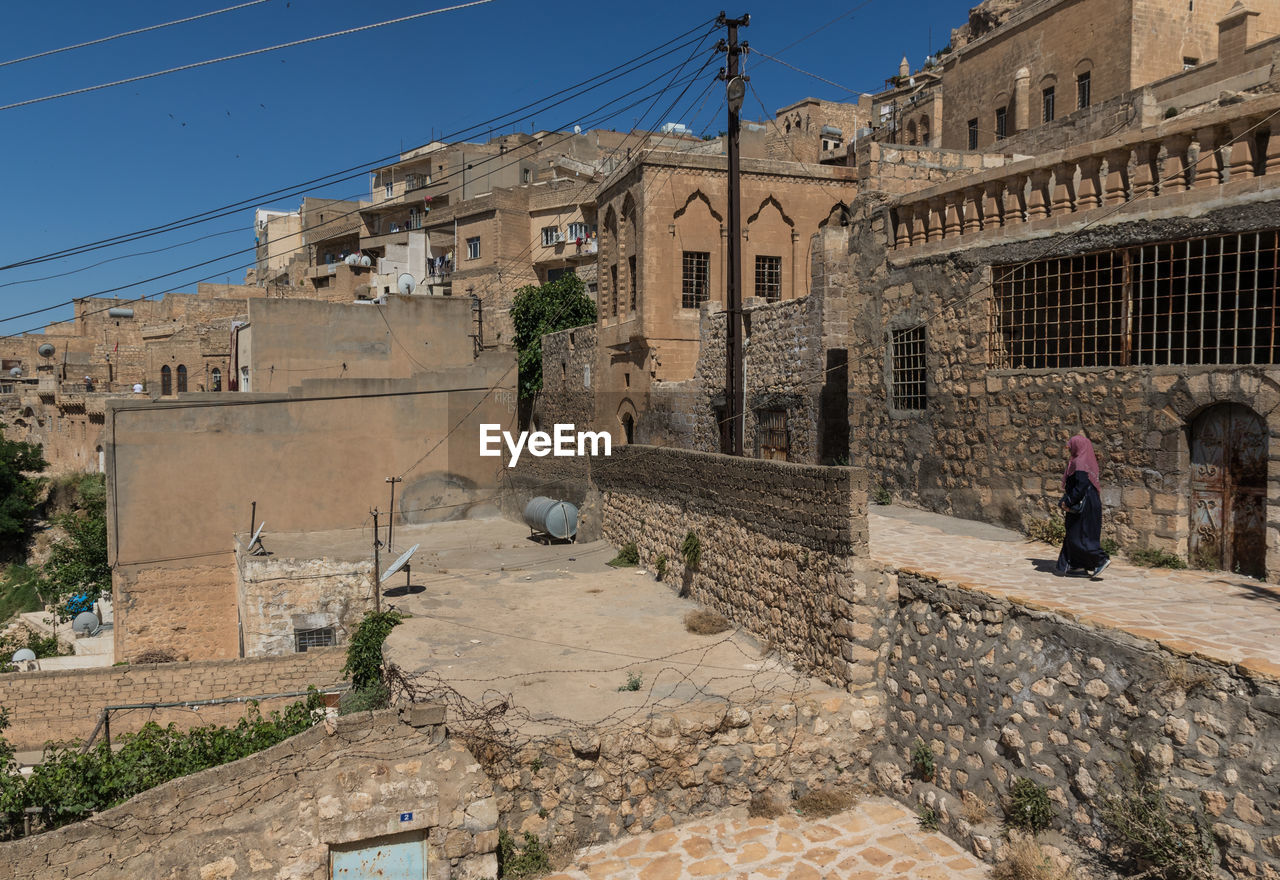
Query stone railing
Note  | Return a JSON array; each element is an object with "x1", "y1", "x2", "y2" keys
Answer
[{"x1": 888, "y1": 93, "x2": 1280, "y2": 256}]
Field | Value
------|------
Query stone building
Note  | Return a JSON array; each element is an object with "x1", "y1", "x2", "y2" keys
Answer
[
  {"x1": 856, "y1": 87, "x2": 1280, "y2": 581},
  {"x1": 107, "y1": 295, "x2": 517, "y2": 662},
  {"x1": 938, "y1": 0, "x2": 1280, "y2": 151},
  {"x1": 565, "y1": 150, "x2": 856, "y2": 445}
]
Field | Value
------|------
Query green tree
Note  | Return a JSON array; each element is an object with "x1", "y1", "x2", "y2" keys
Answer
[
  {"x1": 43, "y1": 474, "x2": 109, "y2": 617},
  {"x1": 0, "y1": 433, "x2": 46, "y2": 562},
  {"x1": 510, "y1": 272, "x2": 596, "y2": 399}
]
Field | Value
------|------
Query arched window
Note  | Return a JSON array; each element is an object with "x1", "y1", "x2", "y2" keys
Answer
[
  {"x1": 176, "y1": 364, "x2": 188, "y2": 393},
  {"x1": 160, "y1": 365, "x2": 172, "y2": 396},
  {"x1": 210, "y1": 367, "x2": 222, "y2": 392}
]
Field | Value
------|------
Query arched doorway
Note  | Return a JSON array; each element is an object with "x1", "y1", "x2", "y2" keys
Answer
[{"x1": 1190, "y1": 403, "x2": 1266, "y2": 577}]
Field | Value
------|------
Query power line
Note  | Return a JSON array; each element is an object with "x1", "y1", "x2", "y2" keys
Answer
[
  {"x1": 0, "y1": 0, "x2": 497, "y2": 112},
  {"x1": 773, "y1": 0, "x2": 880, "y2": 56},
  {"x1": 0, "y1": 61, "x2": 713, "y2": 337},
  {"x1": 0, "y1": 18, "x2": 716, "y2": 273},
  {"x1": 0, "y1": 0, "x2": 273, "y2": 68},
  {"x1": 748, "y1": 47, "x2": 868, "y2": 96}
]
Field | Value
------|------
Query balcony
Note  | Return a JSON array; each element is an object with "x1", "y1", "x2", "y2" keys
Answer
[{"x1": 888, "y1": 93, "x2": 1280, "y2": 258}]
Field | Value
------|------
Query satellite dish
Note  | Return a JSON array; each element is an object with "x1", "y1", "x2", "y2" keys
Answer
[
  {"x1": 11, "y1": 648, "x2": 35, "y2": 663},
  {"x1": 397, "y1": 273, "x2": 417, "y2": 295},
  {"x1": 37, "y1": 343, "x2": 54, "y2": 358},
  {"x1": 344, "y1": 254, "x2": 359, "y2": 265},
  {"x1": 9, "y1": 367, "x2": 20, "y2": 377},
  {"x1": 72, "y1": 611, "x2": 101, "y2": 636},
  {"x1": 381, "y1": 543, "x2": 420, "y2": 583},
  {"x1": 248, "y1": 521, "x2": 267, "y2": 556},
  {"x1": 359, "y1": 255, "x2": 372, "y2": 267},
  {"x1": 574, "y1": 125, "x2": 581, "y2": 134}
]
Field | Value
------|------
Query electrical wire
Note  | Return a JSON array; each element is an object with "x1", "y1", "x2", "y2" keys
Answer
[
  {"x1": 0, "y1": 18, "x2": 717, "y2": 273},
  {"x1": 0, "y1": 0, "x2": 498, "y2": 112},
  {"x1": 0, "y1": 0, "x2": 273, "y2": 68},
  {"x1": 0, "y1": 61, "x2": 713, "y2": 337}
]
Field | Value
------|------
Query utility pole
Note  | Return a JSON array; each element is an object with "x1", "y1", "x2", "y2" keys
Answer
[
  {"x1": 385, "y1": 476, "x2": 402, "y2": 552},
  {"x1": 717, "y1": 11, "x2": 749, "y2": 456},
  {"x1": 371, "y1": 507, "x2": 382, "y2": 614}
]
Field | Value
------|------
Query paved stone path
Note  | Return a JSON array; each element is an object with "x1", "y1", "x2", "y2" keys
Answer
[
  {"x1": 870, "y1": 505, "x2": 1280, "y2": 679},
  {"x1": 544, "y1": 798, "x2": 986, "y2": 880}
]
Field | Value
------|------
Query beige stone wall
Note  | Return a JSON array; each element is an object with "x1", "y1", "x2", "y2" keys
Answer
[
  {"x1": 593, "y1": 446, "x2": 891, "y2": 694},
  {"x1": 107, "y1": 360, "x2": 518, "y2": 661},
  {"x1": 0, "y1": 648, "x2": 345, "y2": 751},
  {"x1": 236, "y1": 549, "x2": 374, "y2": 657},
  {"x1": 0, "y1": 709, "x2": 499, "y2": 880}
]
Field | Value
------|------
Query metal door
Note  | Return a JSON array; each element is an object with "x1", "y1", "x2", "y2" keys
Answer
[
  {"x1": 331, "y1": 833, "x2": 426, "y2": 879},
  {"x1": 1190, "y1": 403, "x2": 1267, "y2": 577}
]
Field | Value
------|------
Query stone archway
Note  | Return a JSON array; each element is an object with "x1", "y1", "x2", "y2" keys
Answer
[{"x1": 1190, "y1": 402, "x2": 1266, "y2": 577}]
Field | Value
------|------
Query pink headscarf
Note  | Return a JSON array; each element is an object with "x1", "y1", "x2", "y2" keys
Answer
[{"x1": 1062, "y1": 434, "x2": 1101, "y2": 492}]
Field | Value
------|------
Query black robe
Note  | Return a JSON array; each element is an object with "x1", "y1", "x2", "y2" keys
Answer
[{"x1": 1056, "y1": 470, "x2": 1109, "y2": 573}]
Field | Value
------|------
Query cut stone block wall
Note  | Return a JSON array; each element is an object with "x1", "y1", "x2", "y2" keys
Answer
[
  {"x1": 236, "y1": 547, "x2": 373, "y2": 657},
  {"x1": 592, "y1": 446, "x2": 893, "y2": 694},
  {"x1": 0, "y1": 708, "x2": 499, "y2": 880},
  {"x1": 0, "y1": 648, "x2": 346, "y2": 751}
]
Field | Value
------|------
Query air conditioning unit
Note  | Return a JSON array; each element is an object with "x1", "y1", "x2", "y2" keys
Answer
[{"x1": 552, "y1": 232, "x2": 565, "y2": 244}]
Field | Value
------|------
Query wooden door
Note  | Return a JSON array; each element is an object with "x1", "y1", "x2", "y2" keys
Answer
[{"x1": 1190, "y1": 403, "x2": 1266, "y2": 577}]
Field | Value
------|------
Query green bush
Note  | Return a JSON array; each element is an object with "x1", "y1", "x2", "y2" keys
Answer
[
  {"x1": 917, "y1": 804, "x2": 940, "y2": 831},
  {"x1": 1099, "y1": 757, "x2": 1216, "y2": 880},
  {"x1": 680, "y1": 531, "x2": 702, "y2": 569},
  {"x1": 617, "y1": 671, "x2": 642, "y2": 692},
  {"x1": 342, "y1": 611, "x2": 403, "y2": 691},
  {"x1": 655, "y1": 554, "x2": 668, "y2": 581},
  {"x1": 1101, "y1": 537, "x2": 1120, "y2": 556},
  {"x1": 1025, "y1": 516, "x2": 1066, "y2": 546},
  {"x1": 1006, "y1": 777, "x2": 1053, "y2": 834},
  {"x1": 872, "y1": 486, "x2": 892, "y2": 506},
  {"x1": 0, "y1": 433, "x2": 46, "y2": 563},
  {"x1": 0, "y1": 564, "x2": 42, "y2": 626},
  {"x1": 0, "y1": 691, "x2": 324, "y2": 837},
  {"x1": 607, "y1": 543, "x2": 639, "y2": 567},
  {"x1": 1128, "y1": 547, "x2": 1186, "y2": 570},
  {"x1": 43, "y1": 473, "x2": 110, "y2": 619},
  {"x1": 337, "y1": 683, "x2": 390, "y2": 715},
  {"x1": 497, "y1": 829, "x2": 551, "y2": 878},
  {"x1": 910, "y1": 738, "x2": 935, "y2": 781}
]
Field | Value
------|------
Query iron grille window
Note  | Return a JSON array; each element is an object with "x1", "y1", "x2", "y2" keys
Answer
[
  {"x1": 610, "y1": 264, "x2": 619, "y2": 317},
  {"x1": 995, "y1": 107, "x2": 1007, "y2": 140},
  {"x1": 890, "y1": 326, "x2": 927, "y2": 410},
  {"x1": 968, "y1": 119, "x2": 979, "y2": 150},
  {"x1": 1077, "y1": 71, "x2": 1091, "y2": 109},
  {"x1": 991, "y1": 230, "x2": 1280, "y2": 369},
  {"x1": 541, "y1": 226, "x2": 560, "y2": 247},
  {"x1": 1042, "y1": 87, "x2": 1055, "y2": 123},
  {"x1": 628, "y1": 255, "x2": 637, "y2": 311},
  {"x1": 756, "y1": 409, "x2": 789, "y2": 460},
  {"x1": 682, "y1": 251, "x2": 710, "y2": 309},
  {"x1": 295, "y1": 626, "x2": 336, "y2": 652},
  {"x1": 755, "y1": 255, "x2": 782, "y2": 302}
]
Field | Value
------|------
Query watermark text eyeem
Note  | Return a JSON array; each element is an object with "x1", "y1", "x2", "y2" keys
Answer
[{"x1": 479, "y1": 424, "x2": 611, "y2": 467}]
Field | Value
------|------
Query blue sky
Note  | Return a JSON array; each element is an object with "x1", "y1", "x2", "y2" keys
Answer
[{"x1": 0, "y1": 0, "x2": 971, "y2": 334}]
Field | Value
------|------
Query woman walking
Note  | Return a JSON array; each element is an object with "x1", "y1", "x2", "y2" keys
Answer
[{"x1": 1056, "y1": 433, "x2": 1111, "y2": 578}]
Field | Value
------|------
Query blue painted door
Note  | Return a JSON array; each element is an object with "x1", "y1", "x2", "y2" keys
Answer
[{"x1": 331, "y1": 835, "x2": 426, "y2": 879}]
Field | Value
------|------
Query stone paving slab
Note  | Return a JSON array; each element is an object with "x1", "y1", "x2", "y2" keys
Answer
[
  {"x1": 870, "y1": 505, "x2": 1280, "y2": 679},
  {"x1": 544, "y1": 798, "x2": 987, "y2": 880}
]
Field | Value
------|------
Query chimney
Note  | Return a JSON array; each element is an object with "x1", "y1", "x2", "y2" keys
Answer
[{"x1": 1218, "y1": 2, "x2": 1260, "y2": 79}]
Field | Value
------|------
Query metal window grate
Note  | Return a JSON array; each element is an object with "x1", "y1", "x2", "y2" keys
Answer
[
  {"x1": 755, "y1": 255, "x2": 782, "y2": 303},
  {"x1": 891, "y1": 326, "x2": 927, "y2": 410},
  {"x1": 756, "y1": 409, "x2": 789, "y2": 460},
  {"x1": 295, "y1": 626, "x2": 336, "y2": 653},
  {"x1": 1077, "y1": 71, "x2": 1091, "y2": 108},
  {"x1": 991, "y1": 230, "x2": 1280, "y2": 369},
  {"x1": 610, "y1": 264, "x2": 619, "y2": 317},
  {"x1": 682, "y1": 251, "x2": 710, "y2": 309}
]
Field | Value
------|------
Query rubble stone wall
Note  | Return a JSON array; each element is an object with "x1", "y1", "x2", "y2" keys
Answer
[
  {"x1": 0, "y1": 709, "x2": 499, "y2": 880},
  {"x1": 490, "y1": 689, "x2": 879, "y2": 852},
  {"x1": 878, "y1": 571, "x2": 1280, "y2": 878},
  {"x1": 0, "y1": 648, "x2": 346, "y2": 751},
  {"x1": 593, "y1": 446, "x2": 893, "y2": 694}
]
